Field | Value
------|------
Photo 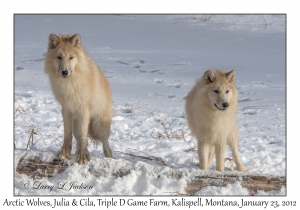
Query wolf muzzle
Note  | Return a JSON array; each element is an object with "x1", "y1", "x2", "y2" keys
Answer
[
  {"x1": 61, "y1": 70, "x2": 70, "y2": 78},
  {"x1": 214, "y1": 102, "x2": 229, "y2": 111}
]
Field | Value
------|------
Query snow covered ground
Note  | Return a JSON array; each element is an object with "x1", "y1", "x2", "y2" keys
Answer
[{"x1": 14, "y1": 14, "x2": 285, "y2": 195}]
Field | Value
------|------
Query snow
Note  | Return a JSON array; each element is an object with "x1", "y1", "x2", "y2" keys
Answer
[{"x1": 14, "y1": 14, "x2": 285, "y2": 195}]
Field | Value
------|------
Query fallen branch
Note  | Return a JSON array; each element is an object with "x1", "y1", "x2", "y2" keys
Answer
[
  {"x1": 115, "y1": 151, "x2": 153, "y2": 161},
  {"x1": 115, "y1": 149, "x2": 168, "y2": 166},
  {"x1": 185, "y1": 174, "x2": 286, "y2": 195}
]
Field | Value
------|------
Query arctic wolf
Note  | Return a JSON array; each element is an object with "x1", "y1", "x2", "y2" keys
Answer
[
  {"x1": 44, "y1": 33, "x2": 113, "y2": 164},
  {"x1": 185, "y1": 70, "x2": 247, "y2": 172}
]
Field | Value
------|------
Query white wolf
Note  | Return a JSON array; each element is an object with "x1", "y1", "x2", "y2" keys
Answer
[
  {"x1": 185, "y1": 70, "x2": 247, "y2": 172},
  {"x1": 44, "y1": 33, "x2": 113, "y2": 164}
]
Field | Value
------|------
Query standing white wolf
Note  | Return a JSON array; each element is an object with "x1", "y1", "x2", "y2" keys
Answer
[
  {"x1": 185, "y1": 70, "x2": 247, "y2": 172},
  {"x1": 44, "y1": 33, "x2": 113, "y2": 164}
]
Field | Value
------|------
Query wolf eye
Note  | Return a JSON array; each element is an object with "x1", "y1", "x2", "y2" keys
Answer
[
  {"x1": 57, "y1": 56, "x2": 62, "y2": 59},
  {"x1": 213, "y1": 90, "x2": 219, "y2": 93},
  {"x1": 70, "y1": 56, "x2": 73, "y2": 60},
  {"x1": 226, "y1": 90, "x2": 229, "y2": 93}
]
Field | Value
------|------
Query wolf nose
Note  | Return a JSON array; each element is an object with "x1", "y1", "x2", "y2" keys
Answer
[
  {"x1": 222, "y1": 102, "x2": 229, "y2": 108},
  {"x1": 62, "y1": 70, "x2": 69, "y2": 77}
]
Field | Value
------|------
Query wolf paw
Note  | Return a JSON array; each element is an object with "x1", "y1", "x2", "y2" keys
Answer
[
  {"x1": 76, "y1": 149, "x2": 91, "y2": 164},
  {"x1": 103, "y1": 148, "x2": 113, "y2": 158},
  {"x1": 216, "y1": 167, "x2": 225, "y2": 172},
  {"x1": 57, "y1": 145, "x2": 71, "y2": 160},
  {"x1": 236, "y1": 166, "x2": 248, "y2": 172}
]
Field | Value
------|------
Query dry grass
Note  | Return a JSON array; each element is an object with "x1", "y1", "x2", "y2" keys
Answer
[
  {"x1": 201, "y1": 15, "x2": 213, "y2": 21},
  {"x1": 150, "y1": 123, "x2": 187, "y2": 141},
  {"x1": 15, "y1": 104, "x2": 46, "y2": 149},
  {"x1": 112, "y1": 168, "x2": 131, "y2": 178},
  {"x1": 26, "y1": 128, "x2": 37, "y2": 149},
  {"x1": 114, "y1": 104, "x2": 190, "y2": 142},
  {"x1": 262, "y1": 16, "x2": 272, "y2": 28}
]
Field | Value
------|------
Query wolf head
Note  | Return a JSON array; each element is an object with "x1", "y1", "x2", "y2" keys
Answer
[
  {"x1": 204, "y1": 70, "x2": 237, "y2": 111},
  {"x1": 47, "y1": 34, "x2": 81, "y2": 78}
]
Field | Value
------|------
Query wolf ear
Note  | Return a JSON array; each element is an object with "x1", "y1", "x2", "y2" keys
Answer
[
  {"x1": 226, "y1": 70, "x2": 236, "y2": 83},
  {"x1": 48, "y1": 34, "x2": 60, "y2": 49},
  {"x1": 69, "y1": 34, "x2": 81, "y2": 47},
  {"x1": 204, "y1": 70, "x2": 216, "y2": 83}
]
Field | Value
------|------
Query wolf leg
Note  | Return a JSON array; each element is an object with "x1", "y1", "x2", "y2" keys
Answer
[
  {"x1": 229, "y1": 144, "x2": 247, "y2": 172},
  {"x1": 102, "y1": 140, "x2": 112, "y2": 158},
  {"x1": 198, "y1": 142, "x2": 210, "y2": 170},
  {"x1": 102, "y1": 117, "x2": 112, "y2": 158},
  {"x1": 73, "y1": 108, "x2": 91, "y2": 164},
  {"x1": 228, "y1": 131, "x2": 247, "y2": 172},
  {"x1": 207, "y1": 146, "x2": 215, "y2": 168},
  {"x1": 90, "y1": 117, "x2": 113, "y2": 158},
  {"x1": 231, "y1": 146, "x2": 247, "y2": 172},
  {"x1": 215, "y1": 141, "x2": 227, "y2": 171},
  {"x1": 57, "y1": 108, "x2": 73, "y2": 160}
]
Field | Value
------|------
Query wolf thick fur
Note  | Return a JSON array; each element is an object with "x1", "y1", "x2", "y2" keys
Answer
[
  {"x1": 44, "y1": 33, "x2": 113, "y2": 164},
  {"x1": 185, "y1": 70, "x2": 247, "y2": 172}
]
